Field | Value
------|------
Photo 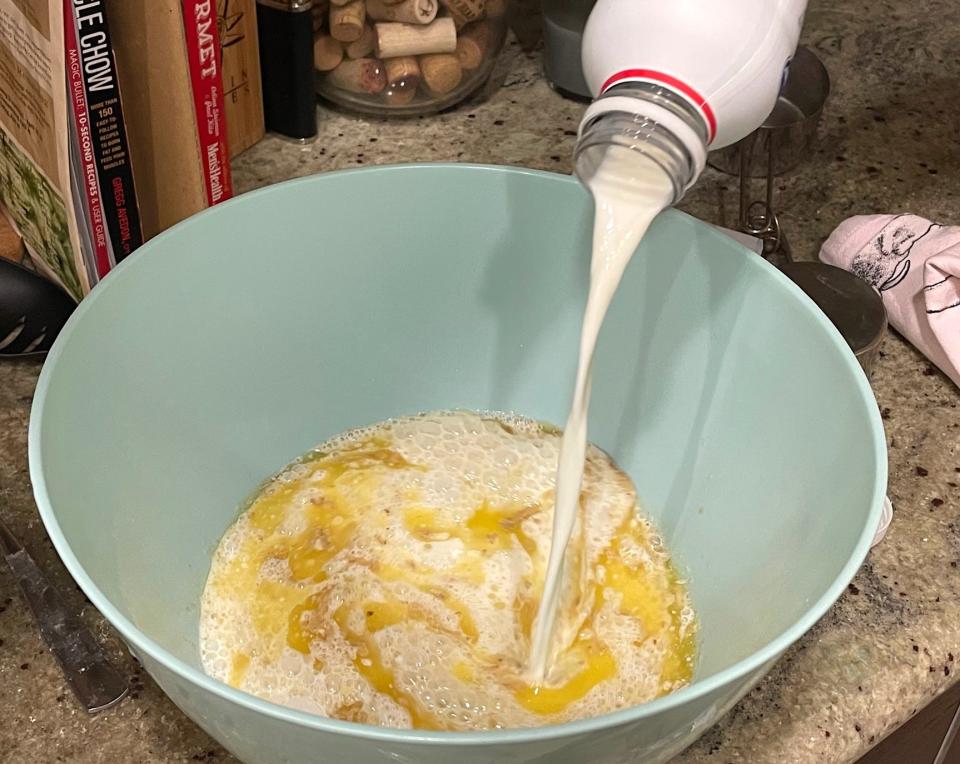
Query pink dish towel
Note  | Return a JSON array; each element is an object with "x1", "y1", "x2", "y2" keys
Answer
[{"x1": 820, "y1": 214, "x2": 960, "y2": 388}]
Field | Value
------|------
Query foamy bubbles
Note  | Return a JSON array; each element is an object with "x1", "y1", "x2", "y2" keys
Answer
[{"x1": 199, "y1": 411, "x2": 696, "y2": 730}]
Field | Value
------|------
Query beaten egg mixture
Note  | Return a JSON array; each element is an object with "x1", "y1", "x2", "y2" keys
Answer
[{"x1": 200, "y1": 411, "x2": 695, "y2": 730}]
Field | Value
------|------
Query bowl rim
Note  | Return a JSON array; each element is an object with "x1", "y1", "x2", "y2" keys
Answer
[{"x1": 28, "y1": 163, "x2": 888, "y2": 746}]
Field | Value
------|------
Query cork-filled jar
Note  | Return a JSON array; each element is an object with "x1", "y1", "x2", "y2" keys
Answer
[{"x1": 313, "y1": 0, "x2": 509, "y2": 115}]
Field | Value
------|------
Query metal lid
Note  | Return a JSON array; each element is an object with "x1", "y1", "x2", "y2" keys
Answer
[{"x1": 780, "y1": 262, "x2": 887, "y2": 363}]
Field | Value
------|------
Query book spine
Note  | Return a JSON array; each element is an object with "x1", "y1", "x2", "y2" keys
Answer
[
  {"x1": 220, "y1": 0, "x2": 265, "y2": 157},
  {"x1": 71, "y1": 0, "x2": 144, "y2": 263},
  {"x1": 63, "y1": 0, "x2": 111, "y2": 279},
  {"x1": 181, "y1": 0, "x2": 234, "y2": 206}
]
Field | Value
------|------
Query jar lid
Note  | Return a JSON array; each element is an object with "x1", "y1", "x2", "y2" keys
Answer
[{"x1": 780, "y1": 262, "x2": 887, "y2": 357}]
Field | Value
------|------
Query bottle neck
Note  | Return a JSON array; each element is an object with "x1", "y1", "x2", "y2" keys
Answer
[{"x1": 575, "y1": 82, "x2": 710, "y2": 205}]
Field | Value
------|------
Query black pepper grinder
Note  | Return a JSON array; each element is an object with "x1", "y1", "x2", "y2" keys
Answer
[{"x1": 256, "y1": 0, "x2": 318, "y2": 142}]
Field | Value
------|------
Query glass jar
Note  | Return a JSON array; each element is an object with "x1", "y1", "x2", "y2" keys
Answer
[{"x1": 313, "y1": 0, "x2": 509, "y2": 116}]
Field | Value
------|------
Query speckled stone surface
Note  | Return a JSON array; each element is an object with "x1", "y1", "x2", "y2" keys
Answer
[{"x1": 2, "y1": 0, "x2": 960, "y2": 761}]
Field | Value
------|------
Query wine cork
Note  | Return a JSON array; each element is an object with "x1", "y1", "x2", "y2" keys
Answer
[
  {"x1": 345, "y1": 24, "x2": 376, "y2": 57},
  {"x1": 330, "y1": 0, "x2": 365, "y2": 42},
  {"x1": 484, "y1": 0, "x2": 505, "y2": 17},
  {"x1": 384, "y1": 56, "x2": 421, "y2": 105},
  {"x1": 375, "y1": 18, "x2": 456, "y2": 57},
  {"x1": 328, "y1": 57, "x2": 387, "y2": 93},
  {"x1": 439, "y1": 0, "x2": 483, "y2": 27},
  {"x1": 367, "y1": 0, "x2": 437, "y2": 24},
  {"x1": 385, "y1": 86, "x2": 418, "y2": 106},
  {"x1": 329, "y1": 0, "x2": 353, "y2": 6},
  {"x1": 314, "y1": 35, "x2": 344, "y2": 70},
  {"x1": 455, "y1": 20, "x2": 492, "y2": 69},
  {"x1": 419, "y1": 52, "x2": 462, "y2": 95}
]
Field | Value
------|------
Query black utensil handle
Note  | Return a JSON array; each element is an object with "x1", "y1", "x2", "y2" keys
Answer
[
  {"x1": 5, "y1": 548, "x2": 128, "y2": 713},
  {"x1": 257, "y1": 0, "x2": 318, "y2": 141},
  {"x1": 0, "y1": 259, "x2": 76, "y2": 357}
]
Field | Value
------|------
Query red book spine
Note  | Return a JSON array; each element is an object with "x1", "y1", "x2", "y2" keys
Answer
[
  {"x1": 181, "y1": 0, "x2": 234, "y2": 207},
  {"x1": 64, "y1": 0, "x2": 111, "y2": 278}
]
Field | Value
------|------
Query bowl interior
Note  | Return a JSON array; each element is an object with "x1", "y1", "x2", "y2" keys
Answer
[{"x1": 32, "y1": 165, "x2": 883, "y2": 719}]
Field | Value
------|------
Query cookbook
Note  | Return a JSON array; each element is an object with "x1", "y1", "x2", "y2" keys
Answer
[{"x1": 0, "y1": 0, "x2": 237, "y2": 299}]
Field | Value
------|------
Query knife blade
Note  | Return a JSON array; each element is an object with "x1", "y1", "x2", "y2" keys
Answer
[{"x1": 0, "y1": 516, "x2": 128, "y2": 713}]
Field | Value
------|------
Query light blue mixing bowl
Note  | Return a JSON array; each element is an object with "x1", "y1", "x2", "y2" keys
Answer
[{"x1": 29, "y1": 165, "x2": 886, "y2": 763}]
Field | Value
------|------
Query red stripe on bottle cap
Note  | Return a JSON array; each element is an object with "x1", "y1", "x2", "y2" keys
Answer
[{"x1": 601, "y1": 68, "x2": 717, "y2": 144}]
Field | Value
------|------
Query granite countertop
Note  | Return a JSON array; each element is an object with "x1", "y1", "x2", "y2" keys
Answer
[{"x1": 2, "y1": 0, "x2": 960, "y2": 761}]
